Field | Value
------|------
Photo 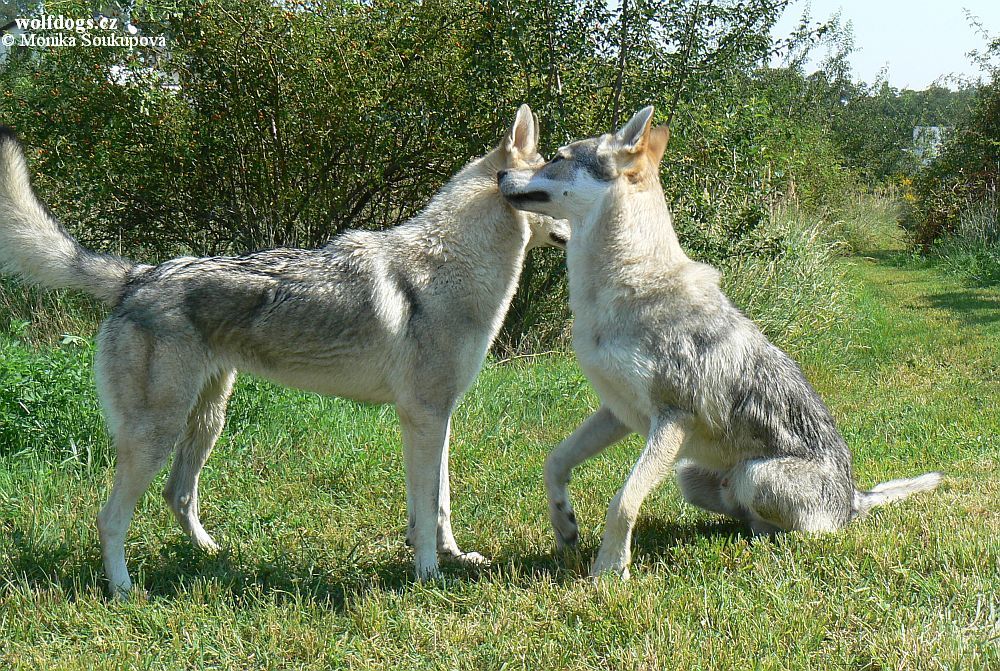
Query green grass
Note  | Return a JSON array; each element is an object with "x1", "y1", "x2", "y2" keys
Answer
[
  {"x1": 720, "y1": 214, "x2": 850, "y2": 353},
  {"x1": 0, "y1": 277, "x2": 106, "y2": 349},
  {"x1": 1, "y1": 223, "x2": 998, "y2": 669}
]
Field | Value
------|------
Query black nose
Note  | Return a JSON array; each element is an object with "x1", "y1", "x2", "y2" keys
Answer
[{"x1": 497, "y1": 170, "x2": 509, "y2": 182}]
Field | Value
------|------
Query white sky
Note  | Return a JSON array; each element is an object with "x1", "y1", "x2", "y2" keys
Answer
[{"x1": 772, "y1": 0, "x2": 1000, "y2": 89}]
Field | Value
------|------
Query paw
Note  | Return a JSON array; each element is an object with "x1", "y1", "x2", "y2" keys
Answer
[
  {"x1": 441, "y1": 550, "x2": 491, "y2": 567},
  {"x1": 589, "y1": 560, "x2": 631, "y2": 580},
  {"x1": 550, "y1": 502, "x2": 580, "y2": 550},
  {"x1": 414, "y1": 567, "x2": 442, "y2": 582},
  {"x1": 749, "y1": 518, "x2": 781, "y2": 537},
  {"x1": 555, "y1": 526, "x2": 579, "y2": 551},
  {"x1": 192, "y1": 532, "x2": 221, "y2": 555},
  {"x1": 589, "y1": 548, "x2": 631, "y2": 580},
  {"x1": 413, "y1": 556, "x2": 442, "y2": 582},
  {"x1": 106, "y1": 581, "x2": 134, "y2": 601}
]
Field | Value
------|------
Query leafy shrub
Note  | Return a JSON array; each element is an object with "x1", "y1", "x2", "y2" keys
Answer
[
  {"x1": 0, "y1": 278, "x2": 105, "y2": 348},
  {"x1": 0, "y1": 0, "x2": 859, "y2": 351},
  {"x1": 905, "y1": 38, "x2": 1000, "y2": 250},
  {"x1": 823, "y1": 192, "x2": 905, "y2": 254},
  {"x1": 717, "y1": 210, "x2": 849, "y2": 352}
]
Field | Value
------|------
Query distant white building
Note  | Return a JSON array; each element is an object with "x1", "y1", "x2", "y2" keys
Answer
[{"x1": 912, "y1": 126, "x2": 951, "y2": 164}]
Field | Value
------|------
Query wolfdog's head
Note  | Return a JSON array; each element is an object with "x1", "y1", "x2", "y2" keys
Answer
[
  {"x1": 497, "y1": 106, "x2": 668, "y2": 224},
  {"x1": 495, "y1": 104, "x2": 571, "y2": 249}
]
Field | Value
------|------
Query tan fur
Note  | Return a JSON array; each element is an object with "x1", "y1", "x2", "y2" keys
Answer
[
  {"x1": 0, "y1": 109, "x2": 570, "y2": 597},
  {"x1": 499, "y1": 105, "x2": 942, "y2": 579}
]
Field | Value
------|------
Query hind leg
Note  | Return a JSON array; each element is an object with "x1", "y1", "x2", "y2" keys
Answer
[
  {"x1": 95, "y1": 323, "x2": 207, "y2": 597},
  {"x1": 675, "y1": 460, "x2": 748, "y2": 520},
  {"x1": 97, "y1": 438, "x2": 173, "y2": 597},
  {"x1": 162, "y1": 368, "x2": 236, "y2": 553},
  {"x1": 728, "y1": 457, "x2": 853, "y2": 534},
  {"x1": 98, "y1": 416, "x2": 197, "y2": 597}
]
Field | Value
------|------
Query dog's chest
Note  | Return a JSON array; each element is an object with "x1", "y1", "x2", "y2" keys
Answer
[{"x1": 573, "y1": 319, "x2": 657, "y2": 434}]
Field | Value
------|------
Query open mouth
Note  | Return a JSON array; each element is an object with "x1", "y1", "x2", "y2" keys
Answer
[{"x1": 504, "y1": 190, "x2": 550, "y2": 205}]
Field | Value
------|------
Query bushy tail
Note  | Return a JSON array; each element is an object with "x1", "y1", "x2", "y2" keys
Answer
[
  {"x1": 0, "y1": 127, "x2": 133, "y2": 305},
  {"x1": 853, "y1": 471, "x2": 943, "y2": 517}
]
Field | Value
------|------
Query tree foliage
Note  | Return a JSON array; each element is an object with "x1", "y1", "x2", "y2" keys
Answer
[
  {"x1": 906, "y1": 35, "x2": 1000, "y2": 249},
  {"x1": 0, "y1": 0, "x2": 884, "y2": 348}
]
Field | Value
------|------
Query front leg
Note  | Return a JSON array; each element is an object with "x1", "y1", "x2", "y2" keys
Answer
[
  {"x1": 545, "y1": 406, "x2": 631, "y2": 551},
  {"x1": 591, "y1": 412, "x2": 690, "y2": 579},
  {"x1": 433, "y1": 434, "x2": 489, "y2": 565},
  {"x1": 406, "y1": 424, "x2": 488, "y2": 566},
  {"x1": 398, "y1": 404, "x2": 451, "y2": 581}
]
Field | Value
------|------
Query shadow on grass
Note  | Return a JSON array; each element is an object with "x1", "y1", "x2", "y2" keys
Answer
[
  {"x1": 4, "y1": 529, "x2": 435, "y2": 610},
  {"x1": 925, "y1": 290, "x2": 1000, "y2": 326},
  {"x1": 2, "y1": 527, "x2": 107, "y2": 600},
  {"x1": 4, "y1": 517, "x2": 751, "y2": 607},
  {"x1": 632, "y1": 516, "x2": 751, "y2": 557},
  {"x1": 855, "y1": 250, "x2": 920, "y2": 268},
  {"x1": 856, "y1": 250, "x2": 1000, "y2": 326}
]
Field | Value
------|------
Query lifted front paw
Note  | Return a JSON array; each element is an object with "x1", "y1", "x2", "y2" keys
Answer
[{"x1": 550, "y1": 502, "x2": 580, "y2": 551}]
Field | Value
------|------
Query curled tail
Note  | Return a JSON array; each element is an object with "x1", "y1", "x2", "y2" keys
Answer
[
  {"x1": 0, "y1": 127, "x2": 134, "y2": 305},
  {"x1": 853, "y1": 471, "x2": 943, "y2": 517}
]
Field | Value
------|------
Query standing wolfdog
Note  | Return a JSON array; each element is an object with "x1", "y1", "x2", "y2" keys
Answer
[
  {"x1": 498, "y1": 106, "x2": 941, "y2": 578},
  {"x1": 0, "y1": 105, "x2": 569, "y2": 596}
]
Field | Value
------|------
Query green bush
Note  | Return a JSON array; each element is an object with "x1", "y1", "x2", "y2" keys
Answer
[
  {"x1": 718, "y1": 209, "x2": 850, "y2": 352},
  {"x1": 905, "y1": 37, "x2": 1000, "y2": 250},
  {"x1": 824, "y1": 192, "x2": 905, "y2": 254},
  {"x1": 0, "y1": 278, "x2": 105, "y2": 348},
  {"x1": 0, "y1": 0, "x2": 861, "y2": 350}
]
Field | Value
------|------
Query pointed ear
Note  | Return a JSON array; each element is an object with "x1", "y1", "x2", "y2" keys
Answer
[
  {"x1": 504, "y1": 104, "x2": 537, "y2": 156},
  {"x1": 646, "y1": 125, "x2": 670, "y2": 164},
  {"x1": 615, "y1": 106, "x2": 655, "y2": 154}
]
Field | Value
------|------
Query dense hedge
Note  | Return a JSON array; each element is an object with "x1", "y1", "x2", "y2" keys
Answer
[
  {"x1": 907, "y1": 79, "x2": 1000, "y2": 249},
  {"x1": 2, "y1": 0, "x2": 864, "y2": 349}
]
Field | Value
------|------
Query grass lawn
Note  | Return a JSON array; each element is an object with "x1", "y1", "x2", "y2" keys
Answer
[{"x1": 1, "y1": 246, "x2": 997, "y2": 669}]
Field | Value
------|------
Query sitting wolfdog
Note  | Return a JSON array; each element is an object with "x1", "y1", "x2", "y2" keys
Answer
[
  {"x1": 0, "y1": 105, "x2": 569, "y2": 596},
  {"x1": 498, "y1": 106, "x2": 941, "y2": 578}
]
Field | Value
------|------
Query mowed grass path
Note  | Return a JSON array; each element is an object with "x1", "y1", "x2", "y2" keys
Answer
[{"x1": 1, "y1": 249, "x2": 997, "y2": 669}]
